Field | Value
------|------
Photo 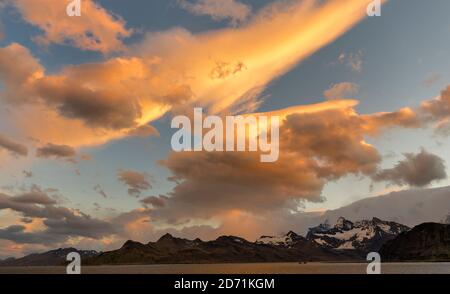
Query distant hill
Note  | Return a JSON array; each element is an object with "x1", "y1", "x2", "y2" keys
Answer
[
  {"x1": 0, "y1": 248, "x2": 98, "y2": 267},
  {"x1": 380, "y1": 223, "x2": 450, "y2": 261}
]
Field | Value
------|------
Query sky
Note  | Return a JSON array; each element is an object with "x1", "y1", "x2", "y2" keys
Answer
[{"x1": 1, "y1": 0, "x2": 450, "y2": 257}]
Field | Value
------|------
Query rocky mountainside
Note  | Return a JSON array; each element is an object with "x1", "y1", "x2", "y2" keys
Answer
[
  {"x1": 0, "y1": 248, "x2": 98, "y2": 266},
  {"x1": 306, "y1": 217, "x2": 410, "y2": 255},
  {"x1": 86, "y1": 232, "x2": 356, "y2": 265},
  {"x1": 380, "y1": 223, "x2": 450, "y2": 261}
]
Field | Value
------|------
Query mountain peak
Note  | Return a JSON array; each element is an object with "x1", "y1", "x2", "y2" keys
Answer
[
  {"x1": 158, "y1": 233, "x2": 175, "y2": 242},
  {"x1": 372, "y1": 217, "x2": 383, "y2": 224},
  {"x1": 335, "y1": 217, "x2": 353, "y2": 230},
  {"x1": 122, "y1": 240, "x2": 144, "y2": 249},
  {"x1": 215, "y1": 236, "x2": 248, "y2": 244},
  {"x1": 286, "y1": 231, "x2": 298, "y2": 238}
]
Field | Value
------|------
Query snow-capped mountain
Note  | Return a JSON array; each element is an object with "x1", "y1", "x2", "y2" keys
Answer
[{"x1": 306, "y1": 217, "x2": 410, "y2": 254}]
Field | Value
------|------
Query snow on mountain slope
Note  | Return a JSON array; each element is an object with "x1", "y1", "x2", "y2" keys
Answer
[
  {"x1": 286, "y1": 186, "x2": 450, "y2": 236},
  {"x1": 256, "y1": 231, "x2": 304, "y2": 247},
  {"x1": 306, "y1": 217, "x2": 409, "y2": 253}
]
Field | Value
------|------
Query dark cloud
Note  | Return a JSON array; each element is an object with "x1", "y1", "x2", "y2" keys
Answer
[
  {"x1": 373, "y1": 149, "x2": 447, "y2": 187},
  {"x1": 140, "y1": 196, "x2": 168, "y2": 208},
  {"x1": 93, "y1": 184, "x2": 108, "y2": 199},
  {"x1": 0, "y1": 187, "x2": 117, "y2": 244},
  {"x1": 36, "y1": 78, "x2": 141, "y2": 130},
  {"x1": 0, "y1": 134, "x2": 28, "y2": 157},
  {"x1": 11, "y1": 186, "x2": 57, "y2": 205},
  {"x1": 0, "y1": 44, "x2": 147, "y2": 135},
  {"x1": 0, "y1": 225, "x2": 66, "y2": 245},
  {"x1": 117, "y1": 170, "x2": 152, "y2": 197},
  {"x1": 20, "y1": 218, "x2": 33, "y2": 224},
  {"x1": 42, "y1": 214, "x2": 116, "y2": 240},
  {"x1": 36, "y1": 143, "x2": 76, "y2": 162}
]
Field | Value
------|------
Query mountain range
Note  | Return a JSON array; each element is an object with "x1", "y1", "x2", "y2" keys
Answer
[
  {"x1": 0, "y1": 248, "x2": 98, "y2": 267},
  {"x1": 1, "y1": 217, "x2": 448, "y2": 266}
]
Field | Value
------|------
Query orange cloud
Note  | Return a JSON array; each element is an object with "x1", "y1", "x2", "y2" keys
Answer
[
  {"x1": 11, "y1": 0, "x2": 132, "y2": 53},
  {"x1": 149, "y1": 99, "x2": 419, "y2": 224},
  {"x1": 137, "y1": 0, "x2": 378, "y2": 114},
  {"x1": 1, "y1": 0, "x2": 379, "y2": 148},
  {"x1": 143, "y1": 89, "x2": 450, "y2": 231}
]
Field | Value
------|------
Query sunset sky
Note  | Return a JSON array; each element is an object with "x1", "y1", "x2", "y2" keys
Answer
[{"x1": 1, "y1": 0, "x2": 450, "y2": 258}]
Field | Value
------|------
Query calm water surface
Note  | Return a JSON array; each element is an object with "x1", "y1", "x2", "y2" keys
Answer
[{"x1": 0, "y1": 263, "x2": 449, "y2": 274}]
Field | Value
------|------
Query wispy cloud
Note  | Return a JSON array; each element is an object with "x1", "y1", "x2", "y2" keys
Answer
[
  {"x1": 178, "y1": 0, "x2": 252, "y2": 25},
  {"x1": 336, "y1": 50, "x2": 364, "y2": 72},
  {"x1": 324, "y1": 82, "x2": 359, "y2": 100}
]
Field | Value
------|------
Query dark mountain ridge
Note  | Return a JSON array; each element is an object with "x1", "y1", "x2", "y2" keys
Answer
[{"x1": 380, "y1": 223, "x2": 450, "y2": 261}]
